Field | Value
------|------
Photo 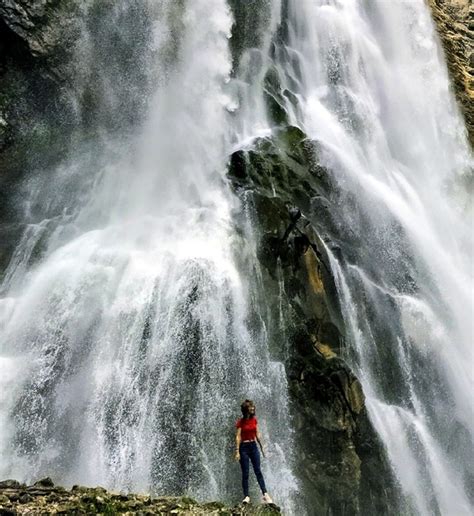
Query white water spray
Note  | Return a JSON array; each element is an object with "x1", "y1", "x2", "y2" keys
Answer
[
  {"x1": 0, "y1": 0, "x2": 299, "y2": 512},
  {"x1": 262, "y1": 0, "x2": 472, "y2": 513},
  {"x1": 0, "y1": 1, "x2": 472, "y2": 514}
]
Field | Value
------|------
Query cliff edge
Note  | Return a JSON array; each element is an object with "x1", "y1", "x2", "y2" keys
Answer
[{"x1": 428, "y1": 0, "x2": 474, "y2": 147}]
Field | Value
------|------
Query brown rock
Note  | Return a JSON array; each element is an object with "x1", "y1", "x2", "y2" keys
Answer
[
  {"x1": 313, "y1": 340, "x2": 337, "y2": 360},
  {"x1": 428, "y1": 0, "x2": 474, "y2": 147}
]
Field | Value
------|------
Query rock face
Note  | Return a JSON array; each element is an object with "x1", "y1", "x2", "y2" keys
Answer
[
  {"x1": 0, "y1": 0, "x2": 78, "y2": 59},
  {"x1": 228, "y1": 127, "x2": 402, "y2": 514},
  {"x1": 0, "y1": 478, "x2": 281, "y2": 515},
  {"x1": 0, "y1": 0, "x2": 78, "y2": 149},
  {"x1": 0, "y1": 1, "x2": 156, "y2": 285},
  {"x1": 428, "y1": 0, "x2": 474, "y2": 147},
  {"x1": 0, "y1": 0, "x2": 79, "y2": 259}
]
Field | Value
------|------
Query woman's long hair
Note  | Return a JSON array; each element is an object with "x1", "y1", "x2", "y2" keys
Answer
[{"x1": 240, "y1": 399, "x2": 255, "y2": 418}]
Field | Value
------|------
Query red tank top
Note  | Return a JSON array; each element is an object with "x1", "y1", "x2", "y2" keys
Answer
[{"x1": 236, "y1": 417, "x2": 258, "y2": 441}]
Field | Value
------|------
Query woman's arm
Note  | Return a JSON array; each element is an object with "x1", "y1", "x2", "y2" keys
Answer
[
  {"x1": 256, "y1": 426, "x2": 266, "y2": 457},
  {"x1": 235, "y1": 428, "x2": 241, "y2": 461}
]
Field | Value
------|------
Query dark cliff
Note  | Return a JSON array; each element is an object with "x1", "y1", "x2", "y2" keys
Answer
[{"x1": 228, "y1": 125, "x2": 402, "y2": 515}]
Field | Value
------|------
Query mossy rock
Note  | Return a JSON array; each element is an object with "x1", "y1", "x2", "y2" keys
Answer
[
  {"x1": 0, "y1": 481, "x2": 282, "y2": 514},
  {"x1": 228, "y1": 125, "x2": 334, "y2": 215}
]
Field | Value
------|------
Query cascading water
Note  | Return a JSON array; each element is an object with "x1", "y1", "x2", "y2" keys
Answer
[
  {"x1": 0, "y1": 0, "x2": 299, "y2": 513},
  {"x1": 0, "y1": 0, "x2": 472, "y2": 514},
  {"x1": 242, "y1": 0, "x2": 472, "y2": 514}
]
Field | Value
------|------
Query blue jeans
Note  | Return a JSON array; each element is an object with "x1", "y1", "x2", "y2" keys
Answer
[{"x1": 239, "y1": 441, "x2": 267, "y2": 497}]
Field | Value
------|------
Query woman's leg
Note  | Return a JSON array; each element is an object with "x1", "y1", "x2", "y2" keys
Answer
[
  {"x1": 249, "y1": 444, "x2": 267, "y2": 495},
  {"x1": 239, "y1": 446, "x2": 250, "y2": 497}
]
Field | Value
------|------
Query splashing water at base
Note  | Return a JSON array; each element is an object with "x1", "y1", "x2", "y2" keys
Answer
[{"x1": 0, "y1": 0, "x2": 299, "y2": 512}]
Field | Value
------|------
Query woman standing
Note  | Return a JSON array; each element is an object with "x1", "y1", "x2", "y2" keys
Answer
[{"x1": 234, "y1": 399, "x2": 273, "y2": 505}]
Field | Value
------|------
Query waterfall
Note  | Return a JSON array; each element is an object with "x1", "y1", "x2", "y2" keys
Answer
[
  {"x1": 252, "y1": 0, "x2": 471, "y2": 514},
  {"x1": 0, "y1": 1, "x2": 472, "y2": 514},
  {"x1": 0, "y1": 0, "x2": 299, "y2": 512}
]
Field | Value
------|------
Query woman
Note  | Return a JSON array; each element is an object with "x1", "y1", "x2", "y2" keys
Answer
[{"x1": 234, "y1": 399, "x2": 273, "y2": 504}]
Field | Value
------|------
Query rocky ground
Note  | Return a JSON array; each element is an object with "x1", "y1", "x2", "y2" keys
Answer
[{"x1": 0, "y1": 479, "x2": 280, "y2": 515}]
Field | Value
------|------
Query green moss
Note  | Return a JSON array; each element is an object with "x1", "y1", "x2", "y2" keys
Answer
[{"x1": 201, "y1": 500, "x2": 227, "y2": 510}]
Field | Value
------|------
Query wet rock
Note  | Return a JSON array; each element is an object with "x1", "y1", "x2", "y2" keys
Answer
[
  {"x1": 428, "y1": 0, "x2": 474, "y2": 147},
  {"x1": 0, "y1": 0, "x2": 79, "y2": 60},
  {"x1": 0, "y1": 481, "x2": 21, "y2": 489},
  {"x1": 263, "y1": 66, "x2": 289, "y2": 126},
  {"x1": 0, "y1": 2, "x2": 81, "y2": 262},
  {"x1": 0, "y1": 113, "x2": 8, "y2": 151},
  {"x1": 18, "y1": 493, "x2": 31, "y2": 504},
  {"x1": 33, "y1": 477, "x2": 54, "y2": 488},
  {"x1": 0, "y1": 2, "x2": 160, "y2": 282},
  {"x1": 227, "y1": 0, "x2": 274, "y2": 73},
  {"x1": 6, "y1": 492, "x2": 19, "y2": 502},
  {"x1": 228, "y1": 126, "x2": 402, "y2": 514}
]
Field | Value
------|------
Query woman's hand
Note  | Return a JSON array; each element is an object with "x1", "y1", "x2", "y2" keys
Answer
[
  {"x1": 256, "y1": 432, "x2": 266, "y2": 457},
  {"x1": 234, "y1": 451, "x2": 240, "y2": 462}
]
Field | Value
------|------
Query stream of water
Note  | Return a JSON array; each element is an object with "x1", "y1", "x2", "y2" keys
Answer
[{"x1": 268, "y1": 1, "x2": 473, "y2": 514}]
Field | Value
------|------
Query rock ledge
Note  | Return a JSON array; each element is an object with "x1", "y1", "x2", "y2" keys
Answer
[{"x1": 0, "y1": 478, "x2": 281, "y2": 515}]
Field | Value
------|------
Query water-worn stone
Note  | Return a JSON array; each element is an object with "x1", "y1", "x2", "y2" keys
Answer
[
  {"x1": 18, "y1": 493, "x2": 32, "y2": 504},
  {"x1": 33, "y1": 477, "x2": 54, "y2": 488}
]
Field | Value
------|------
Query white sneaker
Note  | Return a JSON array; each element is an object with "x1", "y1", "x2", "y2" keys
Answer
[
  {"x1": 242, "y1": 496, "x2": 250, "y2": 504},
  {"x1": 262, "y1": 493, "x2": 273, "y2": 504}
]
